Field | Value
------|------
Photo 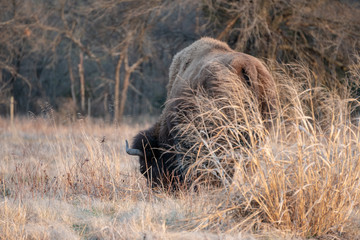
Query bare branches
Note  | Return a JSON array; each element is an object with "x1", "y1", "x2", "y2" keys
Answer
[
  {"x1": 1, "y1": 0, "x2": 358, "y2": 119},
  {"x1": 115, "y1": 48, "x2": 147, "y2": 123},
  {"x1": 202, "y1": 0, "x2": 360, "y2": 89},
  {"x1": 0, "y1": 61, "x2": 31, "y2": 91},
  {"x1": 114, "y1": 54, "x2": 124, "y2": 123}
]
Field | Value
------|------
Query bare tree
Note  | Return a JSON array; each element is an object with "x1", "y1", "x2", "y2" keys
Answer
[
  {"x1": 85, "y1": 0, "x2": 161, "y2": 122},
  {"x1": 0, "y1": 0, "x2": 34, "y2": 109},
  {"x1": 114, "y1": 54, "x2": 124, "y2": 123},
  {"x1": 4, "y1": 0, "x2": 356, "y2": 120},
  {"x1": 202, "y1": 0, "x2": 360, "y2": 89},
  {"x1": 117, "y1": 49, "x2": 146, "y2": 123},
  {"x1": 78, "y1": 52, "x2": 86, "y2": 113},
  {"x1": 0, "y1": 0, "x2": 200, "y2": 118},
  {"x1": 67, "y1": 47, "x2": 77, "y2": 114}
]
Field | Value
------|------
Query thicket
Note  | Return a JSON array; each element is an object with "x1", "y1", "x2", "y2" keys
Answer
[{"x1": 0, "y1": 0, "x2": 359, "y2": 122}]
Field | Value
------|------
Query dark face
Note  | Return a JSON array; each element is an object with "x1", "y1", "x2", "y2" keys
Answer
[
  {"x1": 130, "y1": 125, "x2": 185, "y2": 190},
  {"x1": 132, "y1": 128, "x2": 168, "y2": 189}
]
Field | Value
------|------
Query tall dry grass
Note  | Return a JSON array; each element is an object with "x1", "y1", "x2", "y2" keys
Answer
[
  {"x1": 0, "y1": 118, "x2": 262, "y2": 239},
  {"x1": 173, "y1": 60, "x2": 360, "y2": 237},
  {"x1": 1, "y1": 60, "x2": 360, "y2": 239}
]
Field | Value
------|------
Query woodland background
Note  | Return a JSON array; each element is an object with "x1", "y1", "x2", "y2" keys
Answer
[{"x1": 1, "y1": 0, "x2": 359, "y2": 123}]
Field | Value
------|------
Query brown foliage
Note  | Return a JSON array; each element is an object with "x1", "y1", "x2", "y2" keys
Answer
[{"x1": 203, "y1": 0, "x2": 360, "y2": 89}]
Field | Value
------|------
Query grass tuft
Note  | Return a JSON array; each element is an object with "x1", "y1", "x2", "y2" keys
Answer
[{"x1": 173, "y1": 61, "x2": 360, "y2": 237}]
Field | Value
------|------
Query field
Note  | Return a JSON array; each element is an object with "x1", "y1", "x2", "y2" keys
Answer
[
  {"x1": 2, "y1": 64, "x2": 360, "y2": 239},
  {"x1": 1, "y1": 0, "x2": 360, "y2": 239},
  {"x1": 0, "y1": 113, "x2": 359, "y2": 240},
  {"x1": 1, "y1": 117, "x2": 284, "y2": 240}
]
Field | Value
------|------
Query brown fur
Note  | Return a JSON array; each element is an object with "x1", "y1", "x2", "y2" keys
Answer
[{"x1": 131, "y1": 37, "x2": 276, "y2": 189}]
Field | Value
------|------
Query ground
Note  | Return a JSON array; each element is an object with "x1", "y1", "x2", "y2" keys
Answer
[{"x1": 0, "y1": 117, "x2": 359, "y2": 240}]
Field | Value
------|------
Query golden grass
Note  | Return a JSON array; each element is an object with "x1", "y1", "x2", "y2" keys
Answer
[
  {"x1": 172, "y1": 62, "x2": 360, "y2": 238},
  {"x1": 1, "y1": 62, "x2": 360, "y2": 239},
  {"x1": 0, "y1": 117, "x2": 268, "y2": 239}
]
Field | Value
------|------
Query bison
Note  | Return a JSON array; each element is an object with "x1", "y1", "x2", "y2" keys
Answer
[{"x1": 126, "y1": 37, "x2": 276, "y2": 190}]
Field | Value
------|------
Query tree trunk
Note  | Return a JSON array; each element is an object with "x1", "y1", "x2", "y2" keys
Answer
[
  {"x1": 118, "y1": 71, "x2": 131, "y2": 123},
  {"x1": 68, "y1": 51, "x2": 77, "y2": 117},
  {"x1": 78, "y1": 52, "x2": 85, "y2": 113},
  {"x1": 117, "y1": 53, "x2": 146, "y2": 123},
  {"x1": 114, "y1": 55, "x2": 124, "y2": 123},
  {"x1": 87, "y1": 98, "x2": 91, "y2": 117},
  {"x1": 68, "y1": 53, "x2": 77, "y2": 107},
  {"x1": 10, "y1": 95, "x2": 14, "y2": 125},
  {"x1": 104, "y1": 90, "x2": 110, "y2": 122}
]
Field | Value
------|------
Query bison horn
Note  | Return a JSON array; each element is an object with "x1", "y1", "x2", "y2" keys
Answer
[{"x1": 125, "y1": 140, "x2": 144, "y2": 157}]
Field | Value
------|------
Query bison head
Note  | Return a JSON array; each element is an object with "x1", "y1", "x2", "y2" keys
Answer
[{"x1": 126, "y1": 124, "x2": 183, "y2": 190}]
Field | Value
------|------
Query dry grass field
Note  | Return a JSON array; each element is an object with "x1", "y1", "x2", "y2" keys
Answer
[
  {"x1": 0, "y1": 117, "x2": 270, "y2": 240},
  {"x1": 1, "y1": 62, "x2": 360, "y2": 240}
]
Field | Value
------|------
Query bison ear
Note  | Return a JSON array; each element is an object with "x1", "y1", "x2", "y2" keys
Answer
[
  {"x1": 230, "y1": 56, "x2": 257, "y2": 88},
  {"x1": 241, "y1": 68, "x2": 251, "y2": 87}
]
